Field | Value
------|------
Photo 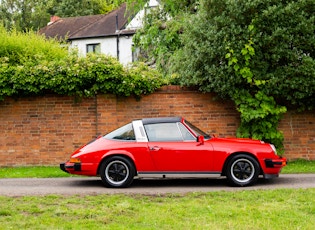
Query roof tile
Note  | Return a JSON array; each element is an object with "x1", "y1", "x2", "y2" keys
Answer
[{"x1": 39, "y1": 3, "x2": 133, "y2": 40}]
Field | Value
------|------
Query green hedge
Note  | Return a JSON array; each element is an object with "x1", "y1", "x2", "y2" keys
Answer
[{"x1": 0, "y1": 26, "x2": 163, "y2": 100}]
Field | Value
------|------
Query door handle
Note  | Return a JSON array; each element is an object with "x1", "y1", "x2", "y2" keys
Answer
[{"x1": 150, "y1": 146, "x2": 160, "y2": 151}]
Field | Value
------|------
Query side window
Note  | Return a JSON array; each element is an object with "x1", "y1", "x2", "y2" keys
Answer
[
  {"x1": 144, "y1": 123, "x2": 183, "y2": 142},
  {"x1": 104, "y1": 123, "x2": 135, "y2": 141}
]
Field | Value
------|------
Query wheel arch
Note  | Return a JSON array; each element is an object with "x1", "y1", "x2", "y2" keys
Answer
[
  {"x1": 97, "y1": 153, "x2": 137, "y2": 176},
  {"x1": 221, "y1": 152, "x2": 262, "y2": 176}
]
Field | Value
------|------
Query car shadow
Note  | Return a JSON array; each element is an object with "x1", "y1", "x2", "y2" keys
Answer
[
  {"x1": 69, "y1": 176, "x2": 276, "y2": 189},
  {"x1": 132, "y1": 178, "x2": 228, "y2": 187}
]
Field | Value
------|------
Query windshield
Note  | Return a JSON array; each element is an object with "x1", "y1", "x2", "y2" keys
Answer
[{"x1": 184, "y1": 120, "x2": 211, "y2": 139}]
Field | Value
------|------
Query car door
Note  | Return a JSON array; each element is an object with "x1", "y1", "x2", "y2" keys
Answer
[{"x1": 144, "y1": 122, "x2": 214, "y2": 172}]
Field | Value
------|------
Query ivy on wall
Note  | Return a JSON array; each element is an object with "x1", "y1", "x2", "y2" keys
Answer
[
  {"x1": 170, "y1": 0, "x2": 315, "y2": 152},
  {"x1": 226, "y1": 36, "x2": 287, "y2": 152}
]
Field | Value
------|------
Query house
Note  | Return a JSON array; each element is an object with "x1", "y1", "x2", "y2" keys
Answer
[{"x1": 39, "y1": 0, "x2": 160, "y2": 65}]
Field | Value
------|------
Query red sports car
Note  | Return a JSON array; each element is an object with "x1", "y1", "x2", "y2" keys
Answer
[{"x1": 60, "y1": 117, "x2": 287, "y2": 188}]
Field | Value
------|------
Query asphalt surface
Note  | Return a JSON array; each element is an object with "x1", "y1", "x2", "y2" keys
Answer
[{"x1": 0, "y1": 174, "x2": 314, "y2": 196}]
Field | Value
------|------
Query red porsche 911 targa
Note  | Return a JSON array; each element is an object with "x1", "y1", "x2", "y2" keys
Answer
[{"x1": 60, "y1": 117, "x2": 287, "y2": 188}]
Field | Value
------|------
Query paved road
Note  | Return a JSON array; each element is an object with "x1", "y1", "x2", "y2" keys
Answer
[{"x1": 0, "y1": 174, "x2": 314, "y2": 197}]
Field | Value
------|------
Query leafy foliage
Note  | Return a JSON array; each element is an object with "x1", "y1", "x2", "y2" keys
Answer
[
  {"x1": 0, "y1": 0, "x2": 55, "y2": 31},
  {"x1": 0, "y1": 26, "x2": 68, "y2": 64},
  {"x1": 162, "y1": 0, "x2": 315, "y2": 150},
  {"x1": 0, "y1": 0, "x2": 127, "y2": 31},
  {"x1": 133, "y1": 8, "x2": 183, "y2": 76},
  {"x1": 133, "y1": 0, "x2": 198, "y2": 77},
  {"x1": 174, "y1": 0, "x2": 315, "y2": 107},
  {"x1": 0, "y1": 26, "x2": 163, "y2": 101},
  {"x1": 52, "y1": 0, "x2": 126, "y2": 17},
  {"x1": 226, "y1": 38, "x2": 287, "y2": 150}
]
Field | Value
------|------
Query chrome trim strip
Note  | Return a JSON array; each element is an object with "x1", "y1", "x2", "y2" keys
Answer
[{"x1": 137, "y1": 172, "x2": 221, "y2": 178}]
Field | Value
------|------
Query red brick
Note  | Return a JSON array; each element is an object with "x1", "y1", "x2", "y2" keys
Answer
[{"x1": 0, "y1": 89, "x2": 314, "y2": 166}]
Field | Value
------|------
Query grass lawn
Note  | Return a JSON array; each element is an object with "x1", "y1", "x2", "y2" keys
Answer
[
  {"x1": 0, "y1": 160, "x2": 314, "y2": 229},
  {"x1": 0, "y1": 189, "x2": 314, "y2": 229},
  {"x1": 0, "y1": 166, "x2": 72, "y2": 178},
  {"x1": 282, "y1": 159, "x2": 315, "y2": 173}
]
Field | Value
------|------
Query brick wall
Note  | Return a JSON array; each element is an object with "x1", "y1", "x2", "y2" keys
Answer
[
  {"x1": 0, "y1": 86, "x2": 314, "y2": 166},
  {"x1": 279, "y1": 111, "x2": 315, "y2": 160}
]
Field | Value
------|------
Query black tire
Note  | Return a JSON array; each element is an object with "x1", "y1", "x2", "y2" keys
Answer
[
  {"x1": 100, "y1": 156, "x2": 135, "y2": 188},
  {"x1": 225, "y1": 154, "x2": 260, "y2": 186}
]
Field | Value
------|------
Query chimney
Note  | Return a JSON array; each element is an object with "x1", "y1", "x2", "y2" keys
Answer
[{"x1": 48, "y1": 16, "x2": 60, "y2": 25}]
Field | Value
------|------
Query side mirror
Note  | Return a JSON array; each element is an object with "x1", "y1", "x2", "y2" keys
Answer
[{"x1": 197, "y1": 135, "x2": 204, "y2": 145}]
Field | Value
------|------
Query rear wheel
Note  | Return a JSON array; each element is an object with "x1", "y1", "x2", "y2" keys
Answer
[
  {"x1": 226, "y1": 154, "x2": 260, "y2": 186},
  {"x1": 100, "y1": 156, "x2": 135, "y2": 188}
]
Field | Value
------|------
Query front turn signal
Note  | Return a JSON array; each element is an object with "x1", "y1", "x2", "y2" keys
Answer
[{"x1": 69, "y1": 158, "x2": 81, "y2": 163}]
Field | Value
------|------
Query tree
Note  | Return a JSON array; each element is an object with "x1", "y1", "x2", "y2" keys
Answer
[
  {"x1": 53, "y1": 0, "x2": 122, "y2": 17},
  {"x1": 0, "y1": 0, "x2": 54, "y2": 31},
  {"x1": 133, "y1": 0, "x2": 315, "y2": 150},
  {"x1": 0, "y1": 0, "x2": 127, "y2": 31},
  {"x1": 170, "y1": 0, "x2": 315, "y2": 149},
  {"x1": 132, "y1": 0, "x2": 198, "y2": 77}
]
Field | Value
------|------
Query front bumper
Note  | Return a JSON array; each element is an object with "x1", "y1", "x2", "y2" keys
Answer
[
  {"x1": 265, "y1": 157, "x2": 287, "y2": 168},
  {"x1": 60, "y1": 162, "x2": 81, "y2": 173},
  {"x1": 263, "y1": 157, "x2": 287, "y2": 179}
]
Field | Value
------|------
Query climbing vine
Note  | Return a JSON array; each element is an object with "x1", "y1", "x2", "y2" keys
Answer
[
  {"x1": 168, "y1": 0, "x2": 315, "y2": 155},
  {"x1": 226, "y1": 33, "x2": 287, "y2": 151}
]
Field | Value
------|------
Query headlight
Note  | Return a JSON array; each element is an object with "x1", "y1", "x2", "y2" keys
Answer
[{"x1": 270, "y1": 144, "x2": 277, "y2": 155}]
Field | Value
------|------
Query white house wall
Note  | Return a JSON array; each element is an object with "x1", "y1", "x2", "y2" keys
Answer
[
  {"x1": 70, "y1": 35, "x2": 134, "y2": 65},
  {"x1": 127, "y1": 0, "x2": 160, "y2": 30},
  {"x1": 118, "y1": 35, "x2": 134, "y2": 65},
  {"x1": 68, "y1": 1, "x2": 160, "y2": 65}
]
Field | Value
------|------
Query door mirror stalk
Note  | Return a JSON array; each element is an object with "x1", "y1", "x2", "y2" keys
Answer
[{"x1": 197, "y1": 135, "x2": 204, "y2": 145}]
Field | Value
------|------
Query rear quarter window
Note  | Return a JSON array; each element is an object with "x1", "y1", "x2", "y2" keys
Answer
[{"x1": 104, "y1": 123, "x2": 135, "y2": 141}]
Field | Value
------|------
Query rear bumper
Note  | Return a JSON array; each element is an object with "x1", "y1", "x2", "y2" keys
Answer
[{"x1": 60, "y1": 162, "x2": 81, "y2": 173}]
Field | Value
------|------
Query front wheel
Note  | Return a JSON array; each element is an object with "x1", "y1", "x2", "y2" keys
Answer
[
  {"x1": 226, "y1": 154, "x2": 260, "y2": 186},
  {"x1": 100, "y1": 156, "x2": 135, "y2": 188}
]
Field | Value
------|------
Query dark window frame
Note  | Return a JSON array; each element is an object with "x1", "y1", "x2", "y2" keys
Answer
[{"x1": 86, "y1": 43, "x2": 101, "y2": 54}]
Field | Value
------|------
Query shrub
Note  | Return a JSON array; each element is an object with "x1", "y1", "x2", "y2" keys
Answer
[{"x1": 0, "y1": 26, "x2": 163, "y2": 100}]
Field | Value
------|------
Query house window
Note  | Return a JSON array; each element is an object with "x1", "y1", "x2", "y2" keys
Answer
[
  {"x1": 86, "y1": 43, "x2": 101, "y2": 54},
  {"x1": 132, "y1": 44, "x2": 140, "y2": 62}
]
